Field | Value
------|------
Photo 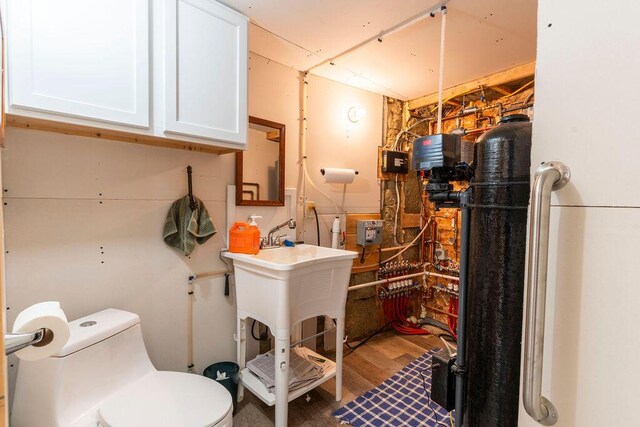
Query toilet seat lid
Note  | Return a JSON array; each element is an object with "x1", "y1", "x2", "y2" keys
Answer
[{"x1": 98, "y1": 371, "x2": 233, "y2": 427}]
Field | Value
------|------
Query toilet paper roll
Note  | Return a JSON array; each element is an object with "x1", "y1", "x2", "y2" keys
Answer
[
  {"x1": 12, "y1": 301, "x2": 70, "y2": 361},
  {"x1": 321, "y1": 168, "x2": 358, "y2": 184}
]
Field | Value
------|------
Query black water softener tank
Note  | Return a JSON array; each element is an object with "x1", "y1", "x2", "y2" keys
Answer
[{"x1": 465, "y1": 114, "x2": 532, "y2": 426}]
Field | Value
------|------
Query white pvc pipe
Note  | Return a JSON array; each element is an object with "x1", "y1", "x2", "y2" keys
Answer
[
  {"x1": 187, "y1": 283, "x2": 194, "y2": 373},
  {"x1": 186, "y1": 270, "x2": 227, "y2": 372},
  {"x1": 348, "y1": 270, "x2": 458, "y2": 291},
  {"x1": 306, "y1": 1, "x2": 449, "y2": 72},
  {"x1": 436, "y1": 7, "x2": 447, "y2": 134},
  {"x1": 331, "y1": 217, "x2": 341, "y2": 249}
]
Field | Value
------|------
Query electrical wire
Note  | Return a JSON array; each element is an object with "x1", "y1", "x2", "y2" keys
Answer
[
  {"x1": 311, "y1": 206, "x2": 320, "y2": 246},
  {"x1": 382, "y1": 220, "x2": 430, "y2": 263},
  {"x1": 440, "y1": 336, "x2": 457, "y2": 357},
  {"x1": 251, "y1": 319, "x2": 269, "y2": 341},
  {"x1": 344, "y1": 320, "x2": 395, "y2": 355},
  {"x1": 393, "y1": 118, "x2": 431, "y2": 151},
  {"x1": 501, "y1": 79, "x2": 534, "y2": 100},
  {"x1": 393, "y1": 175, "x2": 402, "y2": 245},
  {"x1": 420, "y1": 368, "x2": 452, "y2": 427}
]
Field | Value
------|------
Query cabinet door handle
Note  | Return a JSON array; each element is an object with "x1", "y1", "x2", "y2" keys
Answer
[{"x1": 523, "y1": 161, "x2": 570, "y2": 425}]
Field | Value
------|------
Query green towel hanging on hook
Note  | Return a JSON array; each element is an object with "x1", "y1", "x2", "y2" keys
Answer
[{"x1": 163, "y1": 195, "x2": 216, "y2": 256}]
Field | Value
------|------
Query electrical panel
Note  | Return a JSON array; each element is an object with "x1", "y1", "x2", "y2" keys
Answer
[
  {"x1": 381, "y1": 150, "x2": 409, "y2": 174},
  {"x1": 356, "y1": 220, "x2": 383, "y2": 246}
]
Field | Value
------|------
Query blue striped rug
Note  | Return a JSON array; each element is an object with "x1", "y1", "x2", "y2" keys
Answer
[{"x1": 333, "y1": 351, "x2": 452, "y2": 426}]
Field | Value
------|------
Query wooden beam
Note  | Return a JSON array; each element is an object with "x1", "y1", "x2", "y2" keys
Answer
[
  {"x1": 6, "y1": 114, "x2": 240, "y2": 154},
  {"x1": 491, "y1": 85, "x2": 513, "y2": 96},
  {"x1": 408, "y1": 61, "x2": 536, "y2": 110}
]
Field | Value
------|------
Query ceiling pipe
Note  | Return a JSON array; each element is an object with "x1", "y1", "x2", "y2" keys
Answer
[{"x1": 305, "y1": 1, "x2": 449, "y2": 72}]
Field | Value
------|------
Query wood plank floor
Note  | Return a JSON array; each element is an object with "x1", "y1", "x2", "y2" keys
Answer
[{"x1": 233, "y1": 331, "x2": 442, "y2": 426}]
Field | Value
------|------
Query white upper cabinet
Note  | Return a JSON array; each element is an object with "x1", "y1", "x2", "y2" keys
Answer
[
  {"x1": 7, "y1": 0, "x2": 150, "y2": 128},
  {"x1": 4, "y1": 0, "x2": 248, "y2": 150},
  {"x1": 164, "y1": 0, "x2": 247, "y2": 144}
]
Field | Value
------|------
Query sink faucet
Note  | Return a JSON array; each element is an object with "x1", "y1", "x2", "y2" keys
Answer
[{"x1": 264, "y1": 219, "x2": 296, "y2": 248}]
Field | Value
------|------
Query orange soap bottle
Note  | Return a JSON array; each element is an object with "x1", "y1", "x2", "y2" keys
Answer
[{"x1": 229, "y1": 216, "x2": 261, "y2": 254}]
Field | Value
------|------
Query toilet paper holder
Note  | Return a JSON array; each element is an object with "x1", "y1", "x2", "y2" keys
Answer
[{"x1": 5, "y1": 328, "x2": 47, "y2": 356}]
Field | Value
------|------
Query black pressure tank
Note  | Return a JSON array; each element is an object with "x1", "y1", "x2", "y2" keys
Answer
[{"x1": 465, "y1": 114, "x2": 532, "y2": 426}]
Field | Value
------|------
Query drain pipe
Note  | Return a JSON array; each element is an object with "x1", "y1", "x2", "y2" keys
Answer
[
  {"x1": 331, "y1": 217, "x2": 341, "y2": 249},
  {"x1": 186, "y1": 269, "x2": 228, "y2": 373},
  {"x1": 453, "y1": 190, "x2": 471, "y2": 427}
]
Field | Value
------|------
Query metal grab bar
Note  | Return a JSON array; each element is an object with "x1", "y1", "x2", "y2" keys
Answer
[
  {"x1": 5, "y1": 329, "x2": 46, "y2": 356},
  {"x1": 523, "y1": 161, "x2": 570, "y2": 425}
]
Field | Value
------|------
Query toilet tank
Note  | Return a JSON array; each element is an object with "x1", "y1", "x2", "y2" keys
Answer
[{"x1": 12, "y1": 309, "x2": 156, "y2": 427}]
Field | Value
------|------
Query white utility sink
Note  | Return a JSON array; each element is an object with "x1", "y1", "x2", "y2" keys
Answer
[
  {"x1": 223, "y1": 244, "x2": 357, "y2": 271},
  {"x1": 223, "y1": 244, "x2": 357, "y2": 427}
]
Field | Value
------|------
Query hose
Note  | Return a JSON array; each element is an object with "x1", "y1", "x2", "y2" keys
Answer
[{"x1": 312, "y1": 206, "x2": 320, "y2": 246}]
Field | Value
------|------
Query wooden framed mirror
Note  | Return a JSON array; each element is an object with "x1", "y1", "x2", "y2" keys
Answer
[{"x1": 235, "y1": 116, "x2": 285, "y2": 206}]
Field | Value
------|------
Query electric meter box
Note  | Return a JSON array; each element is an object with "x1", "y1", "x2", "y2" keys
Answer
[{"x1": 356, "y1": 220, "x2": 383, "y2": 246}]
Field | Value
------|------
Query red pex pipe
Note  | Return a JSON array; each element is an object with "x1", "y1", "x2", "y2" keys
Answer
[{"x1": 381, "y1": 291, "x2": 430, "y2": 335}]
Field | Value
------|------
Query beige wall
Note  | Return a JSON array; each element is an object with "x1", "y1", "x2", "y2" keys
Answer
[{"x1": 1, "y1": 51, "x2": 383, "y2": 402}]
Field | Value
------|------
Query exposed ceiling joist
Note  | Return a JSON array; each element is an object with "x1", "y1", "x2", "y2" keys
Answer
[
  {"x1": 408, "y1": 61, "x2": 536, "y2": 110},
  {"x1": 492, "y1": 85, "x2": 513, "y2": 96}
]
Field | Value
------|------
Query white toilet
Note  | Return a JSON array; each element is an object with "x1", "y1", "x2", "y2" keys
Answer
[{"x1": 11, "y1": 308, "x2": 234, "y2": 427}]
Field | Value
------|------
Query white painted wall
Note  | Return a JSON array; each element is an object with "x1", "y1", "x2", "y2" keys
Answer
[
  {"x1": 247, "y1": 53, "x2": 383, "y2": 248},
  {"x1": 2, "y1": 127, "x2": 236, "y2": 399},
  {"x1": 519, "y1": 1, "x2": 640, "y2": 426},
  {"x1": 1, "y1": 51, "x2": 383, "y2": 403},
  {"x1": 302, "y1": 74, "x2": 383, "y2": 247}
]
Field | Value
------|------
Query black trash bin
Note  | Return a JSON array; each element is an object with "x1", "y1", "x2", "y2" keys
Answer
[{"x1": 203, "y1": 362, "x2": 240, "y2": 414}]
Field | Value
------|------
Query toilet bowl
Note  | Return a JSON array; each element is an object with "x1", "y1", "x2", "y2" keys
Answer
[{"x1": 11, "y1": 308, "x2": 233, "y2": 427}]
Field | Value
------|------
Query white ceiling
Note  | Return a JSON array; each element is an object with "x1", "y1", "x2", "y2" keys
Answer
[{"x1": 220, "y1": 0, "x2": 538, "y2": 100}]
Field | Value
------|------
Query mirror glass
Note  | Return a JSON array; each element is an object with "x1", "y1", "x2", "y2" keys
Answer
[{"x1": 236, "y1": 116, "x2": 285, "y2": 206}]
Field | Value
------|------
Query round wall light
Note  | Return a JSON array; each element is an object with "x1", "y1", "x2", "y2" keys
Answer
[{"x1": 348, "y1": 106, "x2": 366, "y2": 123}]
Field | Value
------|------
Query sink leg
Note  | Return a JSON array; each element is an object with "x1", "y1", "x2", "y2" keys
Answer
[
  {"x1": 274, "y1": 335, "x2": 290, "y2": 427},
  {"x1": 335, "y1": 317, "x2": 344, "y2": 402},
  {"x1": 236, "y1": 317, "x2": 246, "y2": 402}
]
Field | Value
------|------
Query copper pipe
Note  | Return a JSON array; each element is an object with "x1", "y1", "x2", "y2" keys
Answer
[{"x1": 425, "y1": 305, "x2": 458, "y2": 319}]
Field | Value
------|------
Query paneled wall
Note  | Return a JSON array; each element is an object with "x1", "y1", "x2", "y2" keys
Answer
[
  {"x1": 1, "y1": 51, "x2": 384, "y2": 405},
  {"x1": 2, "y1": 127, "x2": 236, "y2": 390}
]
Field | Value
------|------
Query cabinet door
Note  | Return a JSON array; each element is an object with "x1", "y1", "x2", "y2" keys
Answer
[
  {"x1": 7, "y1": 0, "x2": 149, "y2": 128},
  {"x1": 164, "y1": 0, "x2": 247, "y2": 145}
]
